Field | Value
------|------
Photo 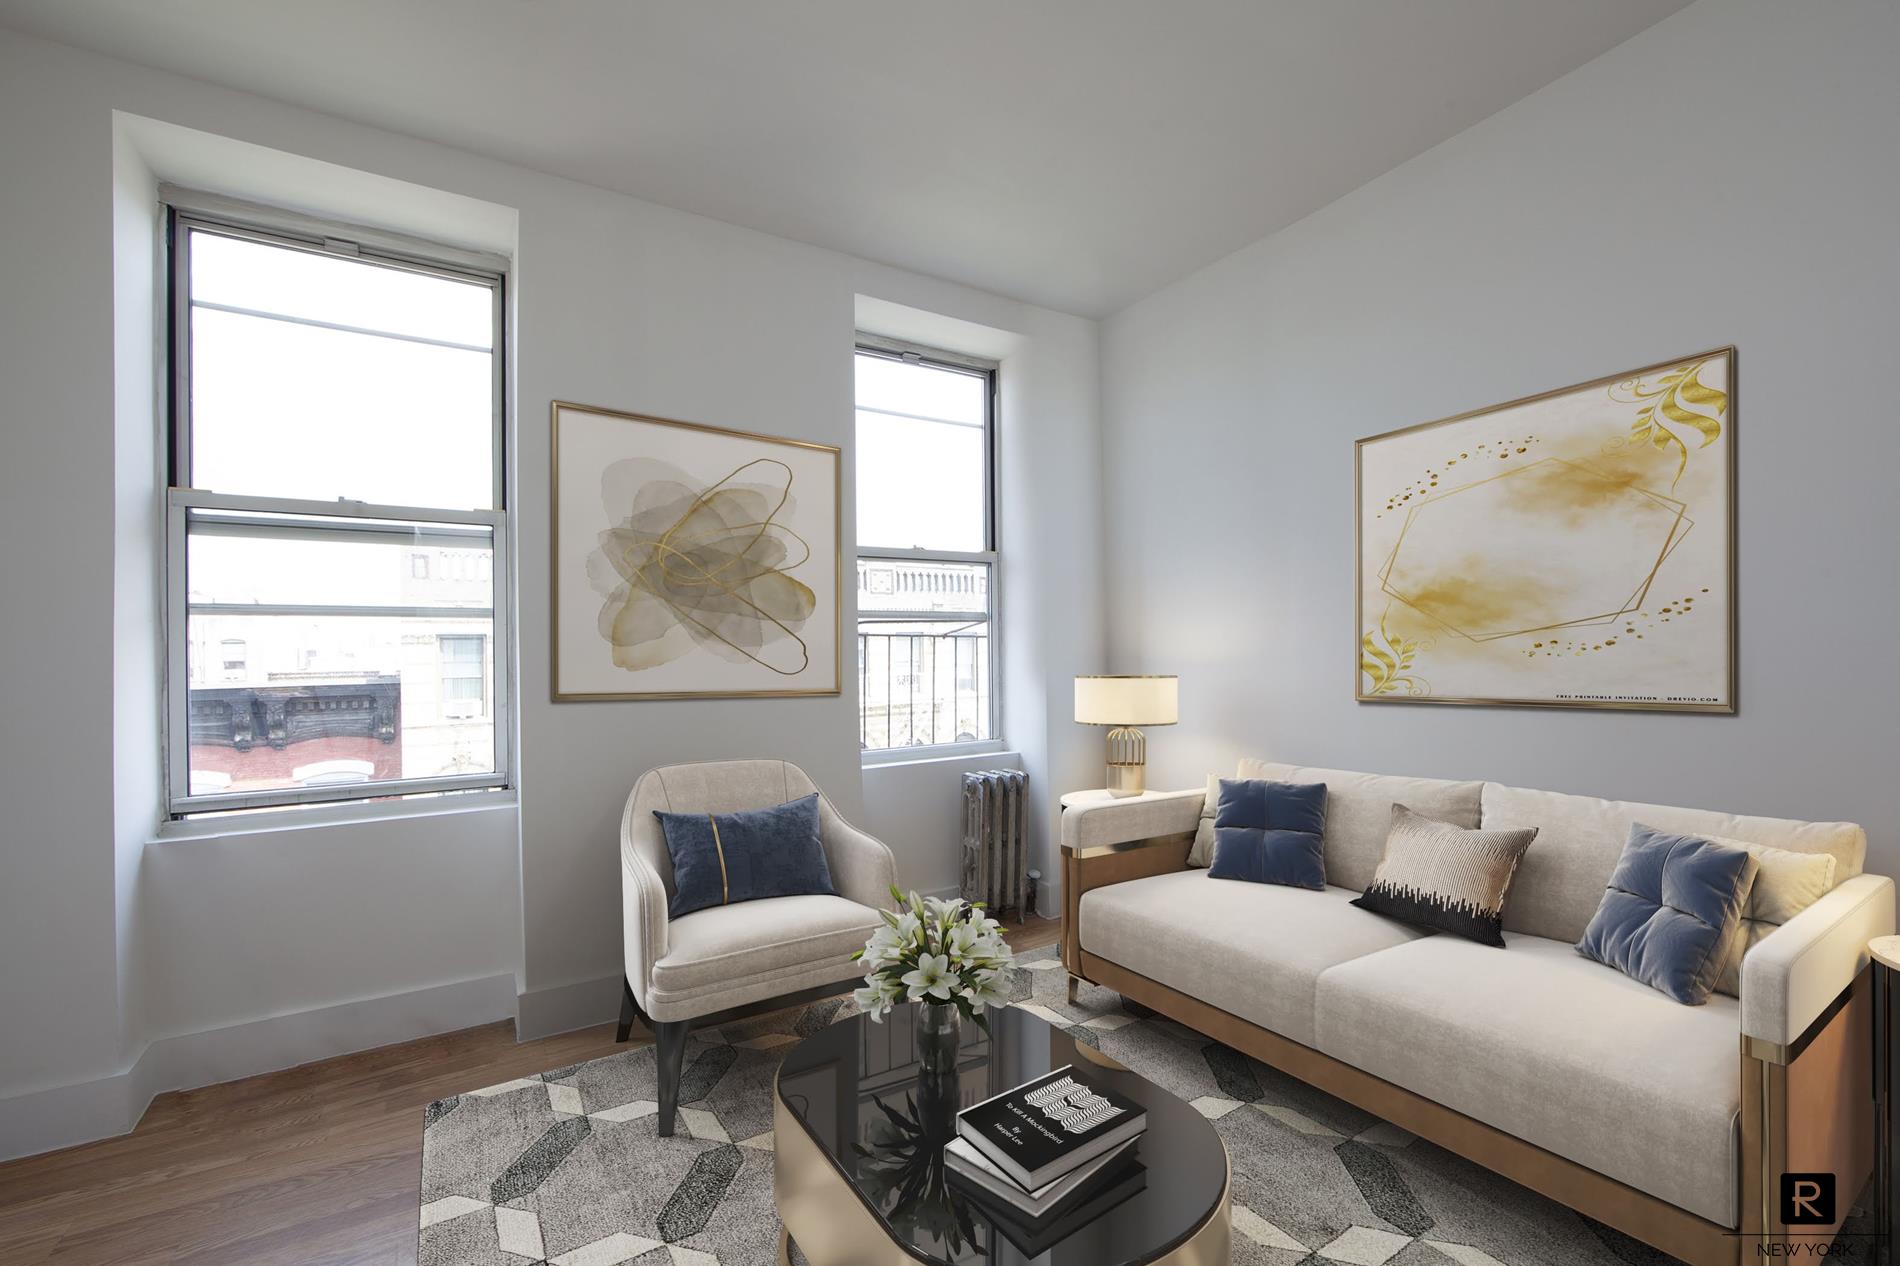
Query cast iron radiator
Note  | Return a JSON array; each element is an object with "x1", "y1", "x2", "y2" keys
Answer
[{"x1": 960, "y1": 769, "x2": 1029, "y2": 916}]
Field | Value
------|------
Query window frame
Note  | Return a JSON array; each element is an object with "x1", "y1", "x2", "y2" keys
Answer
[
  {"x1": 853, "y1": 335, "x2": 1003, "y2": 763},
  {"x1": 161, "y1": 196, "x2": 513, "y2": 817}
]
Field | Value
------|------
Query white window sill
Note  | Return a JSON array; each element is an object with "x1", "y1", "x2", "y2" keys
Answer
[
  {"x1": 861, "y1": 742, "x2": 1018, "y2": 770},
  {"x1": 151, "y1": 786, "x2": 517, "y2": 843}
]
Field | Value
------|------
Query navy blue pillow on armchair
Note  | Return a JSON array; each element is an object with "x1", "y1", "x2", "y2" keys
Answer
[
  {"x1": 1206, "y1": 778, "x2": 1328, "y2": 890},
  {"x1": 655, "y1": 793, "x2": 837, "y2": 919}
]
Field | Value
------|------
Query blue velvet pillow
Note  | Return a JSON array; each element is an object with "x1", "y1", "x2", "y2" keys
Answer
[
  {"x1": 654, "y1": 793, "x2": 837, "y2": 919},
  {"x1": 1206, "y1": 778, "x2": 1327, "y2": 890},
  {"x1": 1576, "y1": 824, "x2": 1760, "y2": 1005}
]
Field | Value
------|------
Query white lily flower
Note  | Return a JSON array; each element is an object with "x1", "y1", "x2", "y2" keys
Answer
[
  {"x1": 900, "y1": 952, "x2": 956, "y2": 1001},
  {"x1": 923, "y1": 895, "x2": 965, "y2": 923},
  {"x1": 946, "y1": 921, "x2": 984, "y2": 959},
  {"x1": 853, "y1": 981, "x2": 894, "y2": 1021}
]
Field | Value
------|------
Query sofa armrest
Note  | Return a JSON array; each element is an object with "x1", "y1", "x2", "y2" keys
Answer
[
  {"x1": 1060, "y1": 791, "x2": 1201, "y2": 977},
  {"x1": 816, "y1": 794, "x2": 900, "y2": 913},
  {"x1": 621, "y1": 835, "x2": 670, "y2": 1006},
  {"x1": 1742, "y1": 872, "x2": 1896, "y2": 1047},
  {"x1": 1061, "y1": 788, "x2": 1205, "y2": 854}
]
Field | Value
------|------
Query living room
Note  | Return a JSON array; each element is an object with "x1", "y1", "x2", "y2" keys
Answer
[{"x1": 0, "y1": 3, "x2": 1895, "y2": 1264}]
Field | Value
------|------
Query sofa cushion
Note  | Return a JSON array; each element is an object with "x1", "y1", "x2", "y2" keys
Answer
[
  {"x1": 1078, "y1": 869, "x2": 1431, "y2": 1048},
  {"x1": 1240, "y1": 761, "x2": 1483, "y2": 893},
  {"x1": 1351, "y1": 805, "x2": 1538, "y2": 947},
  {"x1": 1576, "y1": 826, "x2": 1759, "y2": 1005},
  {"x1": 1209, "y1": 778, "x2": 1328, "y2": 889},
  {"x1": 1482, "y1": 781, "x2": 1867, "y2": 943},
  {"x1": 650, "y1": 893, "x2": 880, "y2": 1005},
  {"x1": 1188, "y1": 774, "x2": 1220, "y2": 868},
  {"x1": 1715, "y1": 839, "x2": 1838, "y2": 998},
  {"x1": 1315, "y1": 931, "x2": 1741, "y2": 1226}
]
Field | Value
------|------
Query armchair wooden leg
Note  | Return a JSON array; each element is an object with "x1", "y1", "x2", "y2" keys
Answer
[
  {"x1": 615, "y1": 976, "x2": 638, "y2": 1044},
  {"x1": 1067, "y1": 975, "x2": 1081, "y2": 1006},
  {"x1": 654, "y1": 1019, "x2": 691, "y2": 1137}
]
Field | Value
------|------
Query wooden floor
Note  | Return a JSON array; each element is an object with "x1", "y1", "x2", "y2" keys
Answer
[{"x1": 0, "y1": 916, "x2": 1062, "y2": 1266}]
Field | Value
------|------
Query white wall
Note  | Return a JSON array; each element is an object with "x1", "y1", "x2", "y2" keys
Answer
[
  {"x1": 860, "y1": 753, "x2": 1025, "y2": 901},
  {"x1": 1101, "y1": 0, "x2": 1900, "y2": 873},
  {"x1": 0, "y1": 33, "x2": 125, "y2": 1121},
  {"x1": 0, "y1": 27, "x2": 1102, "y2": 1157}
]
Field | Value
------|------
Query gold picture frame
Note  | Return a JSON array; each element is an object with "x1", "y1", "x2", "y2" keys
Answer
[
  {"x1": 551, "y1": 400, "x2": 842, "y2": 701},
  {"x1": 1355, "y1": 348, "x2": 1736, "y2": 713}
]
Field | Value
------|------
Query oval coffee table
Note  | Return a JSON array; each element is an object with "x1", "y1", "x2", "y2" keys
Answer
[{"x1": 774, "y1": 998, "x2": 1230, "y2": 1265}]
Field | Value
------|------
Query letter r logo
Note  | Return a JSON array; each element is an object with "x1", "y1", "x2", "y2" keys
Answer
[{"x1": 1779, "y1": 1172, "x2": 1835, "y2": 1225}]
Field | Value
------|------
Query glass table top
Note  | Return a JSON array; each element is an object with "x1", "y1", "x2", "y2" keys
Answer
[{"x1": 775, "y1": 999, "x2": 1228, "y2": 1265}]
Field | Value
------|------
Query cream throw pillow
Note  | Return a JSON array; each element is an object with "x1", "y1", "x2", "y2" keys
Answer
[
  {"x1": 1188, "y1": 774, "x2": 1219, "y2": 867},
  {"x1": 1714, "y1": 838, "x2": 1837, "y2": 997}
]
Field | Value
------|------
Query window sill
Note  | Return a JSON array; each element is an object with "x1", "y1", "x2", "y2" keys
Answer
[
  {"x1": 151, "y1": 786, "x2": 517, "y2": 843},
  {"x1": 861, "y1": 742, "x2": 1018, "y2": 770}
]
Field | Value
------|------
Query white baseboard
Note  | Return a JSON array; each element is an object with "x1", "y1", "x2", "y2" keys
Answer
[
  {"x1": 515, "y1": 974, "x2": 623, "y2": 1042},
  {"x1": 0, "y1": 972, "x2": 516, "y2": 1163}
]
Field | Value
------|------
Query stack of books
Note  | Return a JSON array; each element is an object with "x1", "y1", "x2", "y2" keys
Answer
[{"x1": 944, "y1": 1065, "x2": 1148, "y2": 1255}]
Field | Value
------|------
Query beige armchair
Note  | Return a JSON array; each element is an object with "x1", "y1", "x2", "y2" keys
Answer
[{"x1": 616, "y1": 759, "x2": 898, "y2": 1135}]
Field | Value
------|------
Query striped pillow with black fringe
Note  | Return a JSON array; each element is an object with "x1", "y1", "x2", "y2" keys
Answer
[{"x1": 1351, "y1": 804, "x2": 1538, "y2": 947}]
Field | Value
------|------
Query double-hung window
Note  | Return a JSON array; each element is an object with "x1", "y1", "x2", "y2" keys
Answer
[
  {"x1": 854, "y1": 338, "x2": 999, "y2": 754},
  {"x1": 164, "y1": 199, "x2": 510, "y2": 815}
]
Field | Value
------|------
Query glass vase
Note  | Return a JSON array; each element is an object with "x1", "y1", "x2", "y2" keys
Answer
[{"x1": 913, "y1": 1001, "x2": 962, "y2": 1075}]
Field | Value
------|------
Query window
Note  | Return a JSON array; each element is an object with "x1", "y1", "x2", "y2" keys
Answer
[
  {"x1": 164, "y1": 199, "x2": 509, "y2": 815},
  {"x1": 854, "y1": 338, "x2": 997, "y2": 753},
  {"x1": 438, "y1": 634, "x2": 487, "y2": 718}
]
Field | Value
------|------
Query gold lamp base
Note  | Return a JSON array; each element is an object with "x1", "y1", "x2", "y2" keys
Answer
[{"x1": 1105, "y1": 726, "x2": 1147, "y2": 797}]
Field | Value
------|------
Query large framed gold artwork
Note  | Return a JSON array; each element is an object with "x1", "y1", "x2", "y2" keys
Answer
[
  {"x1": 552, "y1": 401, "x2": 840, "y2": 701},
  {"x1": 1357, "y1": 349, "x2": 1735, "y2": 713}
]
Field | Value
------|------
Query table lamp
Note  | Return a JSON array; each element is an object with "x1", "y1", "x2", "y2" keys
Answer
[{"x1": 1074, "y1": 675, "x2": 1178, "y2": 797}]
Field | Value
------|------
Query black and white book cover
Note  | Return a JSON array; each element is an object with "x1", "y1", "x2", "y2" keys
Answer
[{"x1": 954, "y1": 1065, "x2": 1147, "y2": 1191}]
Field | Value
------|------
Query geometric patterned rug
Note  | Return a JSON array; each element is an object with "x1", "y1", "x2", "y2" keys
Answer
[{"x1": 419, "y1": 946, "x2": 1860, "y2": 1266}]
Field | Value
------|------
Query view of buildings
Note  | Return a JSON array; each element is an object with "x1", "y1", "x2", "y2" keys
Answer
[
  {"x1": 184, "y1": 538, "x2": 498, "y2": 799},
  {"x1": 856, "y1": 557, "x2": 992, "y2": 750}
]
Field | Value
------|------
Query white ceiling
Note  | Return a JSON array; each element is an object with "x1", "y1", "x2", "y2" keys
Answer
[{"x1": 0, "y1": 0, "x2": 1688, "y2": 316}]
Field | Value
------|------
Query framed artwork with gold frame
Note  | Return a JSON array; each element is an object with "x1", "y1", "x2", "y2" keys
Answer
[
  {"x1": 551, "y1": 401, "x2": 841, "y2": 701},
  {"x1": 1356, "y1": 348, "x2": 1735, "y2": 713}
]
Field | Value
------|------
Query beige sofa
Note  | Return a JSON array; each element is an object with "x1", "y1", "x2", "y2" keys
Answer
[{"x1": 1059, "y1": 760, "x2": 1893, "y2": 1266}]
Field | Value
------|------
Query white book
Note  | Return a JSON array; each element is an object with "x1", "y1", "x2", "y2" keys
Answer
[
  {"x1": 943, "y1": 1134, "x2": 1140, "y2": 1221},
  {"x1": 954, "y1": 1065, "x2": 1148, "y2": 1190}
]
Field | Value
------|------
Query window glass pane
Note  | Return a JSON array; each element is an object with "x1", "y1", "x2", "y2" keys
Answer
[
  {"x1": 190, "y1": 230, "x2": 492, "y2": 347},
  {"x1": 856, "y1": 558, "x2": 988, "y2": 616},
  {"x1": 854, "y1": 353, "x2": 987, "y2": 551},
  {"x1": 855, "y1": 355, "x2": 989, "y2": 557},
  {"x1": 854, "y1": 354, "x2": 984, "y2": 424},
  {"x1": 184, "y1": 612, "x2": 497, "y2": 795},
  {"x1": 189, "y1": 307, "x2": 494, "y2": 509},
  {"x1": 182, "y1": 513, "x2": 497, "y2": 799},
  {"x1": 857, "y1": 618, "x2": 991, "y2": 751},
  {"x1": 187, "y1": 514, "x2": 492, "y2": 610},
  {"x1": 855, "y1": 409, "x2": 985, "y2": 550}
]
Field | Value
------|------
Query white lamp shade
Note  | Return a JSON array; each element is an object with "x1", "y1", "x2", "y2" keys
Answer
[{"x1": 1074, "y1": 675, "x2": 1178, "y2": 727}]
